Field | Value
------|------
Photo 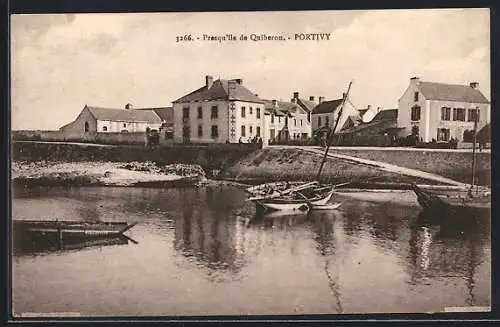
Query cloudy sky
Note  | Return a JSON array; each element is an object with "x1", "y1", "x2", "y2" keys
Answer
[{"x1": 11, "y1": 9, "x2": 490, "y2": 130}]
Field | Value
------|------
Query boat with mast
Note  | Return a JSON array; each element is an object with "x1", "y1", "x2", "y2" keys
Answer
[
  {"x1": 248, "y1": 81, "x2": 354, "y2": 212},
  {"x1": 411, "y1": 113, "x2": 491, "y2": 216}
]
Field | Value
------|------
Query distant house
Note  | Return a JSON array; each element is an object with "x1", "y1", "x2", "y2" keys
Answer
[
  {"x1": 290, "y1": 92, "x2": 317, "y2": 123},
  {"x1": 136, "y1": 106, "x2": 174, "y2": 141},
  {"x1": 172, "y1": 75, "x2": 265, "y2": 144},
  {"x1": 335, "y1": 109, "x2": 403, "y2": 146},
  {"x1": 398, "y1": 77, "x2": 490, "y2": 143},
  {"x1": 262, "y1": 99, "x2": 311, "y2": 143},
  {"x1": 60, "y1": 105, "x2": 163, "y2": 138},
  {"x1": 311, "y1": 93, "x2": 359, "y2": 136}
]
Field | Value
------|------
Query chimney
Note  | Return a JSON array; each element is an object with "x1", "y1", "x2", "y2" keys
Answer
[
  {"x1": 367, "y1": 104, "x2": 372, "y2": 111},
  {"x1": 309, "y1": 96, "x2": 315, "y2": 102},
  {"x1": 205, "y1": 75, "x2": 214, "y2": 89},
  {"x1": 290, "y1": 98, "x2": 296, "y2": 103},
  {"x1": 377, "y1": 106, "x2": 381, "y2": 113},
  {"x1": 293, "y1": 92, "x2": 299, "y2": 99},
  {"x1": 125, "y1": 103, "x2": 133, "y2": 110},
  {"x1": 272, "y1": 100, "x2": 277, "y2": 107},
  {"x1": 410, "y1": 76, "x2": 420, "y2": 84},
  {"x1": 470, "y1": 82, "x2": 479, "y2": 89},
  {"x1": 319, "y1": 96, "x2": 325, "y2": 104},
  {"x1": 231, "y1": 78, "x2": 243, "y2": 85}
]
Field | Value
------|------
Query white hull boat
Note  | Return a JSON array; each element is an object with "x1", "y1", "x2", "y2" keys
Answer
[
  {"x1": 256, "y1": 199, "x2": 310, "y2": 212},
  {"x1": 312, "y1": 202, "x2": 342, "y2": 210}
]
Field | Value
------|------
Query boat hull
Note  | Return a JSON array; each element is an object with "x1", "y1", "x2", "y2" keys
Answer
[{"x1": 255, "y1": 200, "x2": 309, "y2": 212}]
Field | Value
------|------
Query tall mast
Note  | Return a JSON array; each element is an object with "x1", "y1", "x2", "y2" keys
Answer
[
  {"x1": 471, "y1": 108, "x2": 478, "y2": 193},
  {"x1": 316, "y1": 81, "x2": 353, "y2": 181}
]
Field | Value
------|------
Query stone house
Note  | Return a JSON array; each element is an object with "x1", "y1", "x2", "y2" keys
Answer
[
  {"x1": 262, "y1": 99, "x2": 311, "y2": 143},
  {"x1": 172, "y1": 75, "x2": 265, "y2": 144}
]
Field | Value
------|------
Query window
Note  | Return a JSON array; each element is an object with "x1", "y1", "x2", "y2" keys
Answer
[
  {"x1": 84, "y1": 121, "x2": 89, "y2": 132},
  {"x1": 103, "y1": 126, "x2": 107, "y2": 132},
  {"x1": 411, "y1": 106, "x2": 421, "y2": 121},
  {"x1": 453, "y1": 108, "x2": 465, "y2": 121},
  {"x1": 249, "y1": 125, "x2": 253, "y2": 134},
  {"x1": 211, "y1": 125, "x2": 218, "y2": 138},
  {"x1": 256, "y1": 108, "x2": 261, "y2": 119},
  {"x1": 437, "y1": 128, "x2": 450, "y2": 142},
  {"x1": 198, "y1": 124, "x2": 203, "y2": 137},
  {"x1": 318, "y1": 117, "x2": 322, "y2": 126},
  {"x1": 249, "y1": 107, "x2": 253, "y2": 115},
  {"x1": 183, "y1": 107, "x2": 190, "y2": 119},
  {"x1": 271, "y1": 114, "x2": 274, "y2": 123},
  {"x1": 241, "y1": 107, "x2": 246, "y2": 118},
  {"x1": 278, "y1": 117, "x2": 281, "y2": 124},
  {"x1": 270, "y1": 129, "x2": 275, "y2": 139},
  {"x1": 414, "y1": 92, "x2": 419, "y2": 102},
  {"x1": 468, "y1": 108, "x2": 480, "y2": 122},
  {"x1": 123, "y1": 123, "x2": 127, "y2": 128},
  {"x1": 294, "y1": 119, "x2": 297, "y2": 126},
  {"x1": 325, "y1": 116, "x2": 330, "y2": 127},
  {"x1": 441, "y1": 107, "x2": 451, "y2": 121},
  {"x1": 211, "y1": 105, "x2": 218, "y2": 119},
  {"x1": 241, "y1": 125, "x2": 246, "y2": 137},
  {"x1": 197, "y1": 106, "x2": 203, "y2": 119},
  {"x1": 300, "y1": 120, "x2": 303, "y2": 127},
  {"x1": 256, "y1": 126, "x2": 261, "y2": 136}
]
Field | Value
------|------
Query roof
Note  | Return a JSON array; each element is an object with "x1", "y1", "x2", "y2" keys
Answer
[
  {"x1": 173, "y1": 79, "x2": 263, "y2": 104},
  {"x1": 263, "y1": 99, "x2": 305, "y2": 116},
  {"x1": 85, "y1": 106, "x2": 163, "y2": 123},
  {"x1": 358, "y1": 109, "x2": 368, "y2": 116},
  {"x1": 417, "y1": 82, "x2": 489, "y2": 104},
  {"x1": 297, "y1": 98, "x2": 316, "y2": 112},
  {"x1": 312, "y1": 98, "x2": 344, "y2": 114},
  {"x1": 338, "y1": 118, "x2": 398, "y2": 135},
  {"x1": 136, "y1": 107, "x2": 173, "y2": 122},
  {"x1": 372, "y1": 109, "x2": 398, "y2": 121}
]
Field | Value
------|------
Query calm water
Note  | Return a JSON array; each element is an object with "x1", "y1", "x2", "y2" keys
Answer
[{"x1": 12, "y1": 186, "x2": 490, "y2": 316}]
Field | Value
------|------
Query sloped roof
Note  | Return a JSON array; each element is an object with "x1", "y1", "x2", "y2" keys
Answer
[
  {"x1": 173, "y1": 79, "x2": 264, "y2": 104},
  {"x1": 358, "y1": 109, "x2": 368, "y2": 116},
  {"x1": 136, "y1": 107, "x2": 173, "y2": 122},
  {"x1": 297, "y1": 98, "x2": 316, "y2": 112},
  {"x1": 86, "y1": 106, "x2": 162, "y2": 123},
  {"x1": 312, "y1": 98, "x2": 344, "y2": 114},
  {"x1": 417, "y1": 82, "x2": 489, "y2": 104},
  {"x1": 338, "y1": 118, "x2": 398, "y2": 135},
  {"x1": 372, "y1": 109, "x2": 398, "y2": 121},
  {"x1": 263, "y1": 99, "x2": 304, "y2": 115}
]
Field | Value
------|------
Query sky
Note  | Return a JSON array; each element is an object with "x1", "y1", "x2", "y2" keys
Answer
[{"x1": 11, "y1": 9, "x2": 490, "y2": 130}]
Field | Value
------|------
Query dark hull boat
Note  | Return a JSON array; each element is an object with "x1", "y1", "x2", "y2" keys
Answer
[
  {"x1": 13, "y1": 220, "x2": 138, "y2": 252},
  {"x1": 411, "y1": 184, "x2": 490, "y2": 217}
]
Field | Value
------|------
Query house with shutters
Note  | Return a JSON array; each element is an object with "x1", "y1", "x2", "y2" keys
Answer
[
  {"x1": 172, "y1": 75, "x2": 265, "y2": 144},
  {"x1": 398, "y1": 77, "x2": 490, "y2": 143},
  {"x1": 262, "y1": 99, "x2": 311, "y2": 144},
  {"x1": 311, "y1": 93, "x2": 359, "y2": 137}
]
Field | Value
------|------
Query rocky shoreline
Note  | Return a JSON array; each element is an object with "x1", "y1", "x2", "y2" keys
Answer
[{"x1": 11, "y1": 161, "x2": 210, "y2": 188}]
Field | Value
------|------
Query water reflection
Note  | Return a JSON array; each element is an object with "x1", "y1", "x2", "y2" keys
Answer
[
  {"x1": 409, "y1": 210, "x2": 489, "y2": 306},
  {"x1": 14, "y1": 234, "x2": 131, "y2": 257}
]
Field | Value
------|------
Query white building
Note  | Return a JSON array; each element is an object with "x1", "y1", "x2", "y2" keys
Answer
[
  {"x1": 262, "y1": 99, "x2": 312, "y2": 143},
  {"x1": 172, "y1": 75, "x2": 266, "y2": 144},
  {"x1": 59, "y1": 105, "x2": 163, "y2": 138},
  {"x1": 311, "y1": 93, "x2": 359, "y2": 135},
  {"x1": 398, "y1": 77, "x2": 490, "y2": 142}
]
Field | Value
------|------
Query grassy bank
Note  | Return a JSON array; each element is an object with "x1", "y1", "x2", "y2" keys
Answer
[
  {"x1": 332, "y1": 149, "x2": 491, "y2": 186},
  {"x1": 221, "y1": 148, "x2": 442, "y2": 185}
]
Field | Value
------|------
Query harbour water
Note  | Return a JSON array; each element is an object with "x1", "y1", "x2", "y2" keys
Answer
[{"x1": 12, "y1": 186, "x2": 490, "y2": 316}]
